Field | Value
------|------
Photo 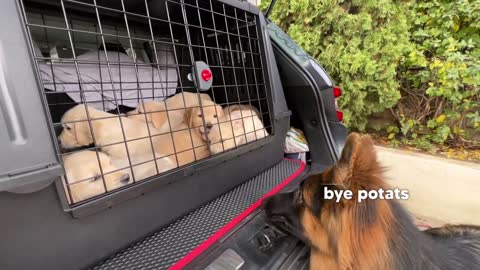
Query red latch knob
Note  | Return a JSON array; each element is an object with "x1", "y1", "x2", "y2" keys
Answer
[{"x1": 201, "y1": 69, "x2": 212, "y2": 81}]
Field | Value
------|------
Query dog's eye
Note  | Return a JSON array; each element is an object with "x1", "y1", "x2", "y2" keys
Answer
[
  {"x1": 213, "y1": 114, "x2": 217, "y2": 118},
  {"x1": 198, "y1": 113, "x2": 203, "y2": 117},
  {"x1": 90, "y1": 175, "x2": 102, "y2": 182},
  {"x1": 65, "y1": 126, "x2": 72, "y2": 131},
  {"x1": 295, "y1": 189, "x2": 304, "y2": 205}
]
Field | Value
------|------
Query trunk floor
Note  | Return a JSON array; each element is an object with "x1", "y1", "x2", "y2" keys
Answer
[{"x1": 91, "y1": 159, "x2": 304, "y2": 270}]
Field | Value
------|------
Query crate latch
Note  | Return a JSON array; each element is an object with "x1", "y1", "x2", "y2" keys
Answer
[{"x1": 191, "y1": 61, "x2": 212, "y2": 92}]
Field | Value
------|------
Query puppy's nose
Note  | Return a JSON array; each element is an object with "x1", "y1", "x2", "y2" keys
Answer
[
  {"x1": 120, "y1": 174, "x2": 130, "y2": 184},
  {"x1": 206, "y1": 123, "x2": 213, "y2": 130}
]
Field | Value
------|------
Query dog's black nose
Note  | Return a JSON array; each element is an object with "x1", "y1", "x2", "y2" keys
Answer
[
  {"x1": 262, "y1": 195, "x2": 285, "y2": 218},
  {"x1": 263, "y1": 192, "x2": 297, "y2": 219},
  {"x1": 262, "y1": 196, "x2": 274, "y2": 213},
  {"x1": 206, "y1": 123, "x2": 213, "y2": 130},
  {"x1": 120, "y1": 174, "x2": 130, "y2": 184}
]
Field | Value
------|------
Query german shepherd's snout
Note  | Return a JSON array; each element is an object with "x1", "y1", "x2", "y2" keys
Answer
[{"x1": 263, "y1": 191, "x2": 307, "y2": 242}]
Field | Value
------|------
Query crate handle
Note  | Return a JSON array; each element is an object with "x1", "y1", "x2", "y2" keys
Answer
[{"x1": 0, "y1": 41, "x2": 27, "y2": 145}]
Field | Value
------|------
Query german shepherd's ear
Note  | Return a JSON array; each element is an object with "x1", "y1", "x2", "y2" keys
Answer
[
  {"x1": 311, "y1": 174, "x2": 328, "y2": 216},
  {"x1": 336, "y1": 133, "x2": 378, "y2": 185}
]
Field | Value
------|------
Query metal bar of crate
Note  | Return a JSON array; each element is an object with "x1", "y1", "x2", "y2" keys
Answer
[
  {"x1": 88, "y1": 0, "x2": 136, "y2": 184},
  {"x1": 59, "y1": 0, "x2": 109, "y2": 200},
  {"x1": 220, "y1": 2, "x2": 248, "y2": 147},
  {"x1": 165, "y1": 0, "x2": 198, "y2": 164},
  {"x1": 144, "y1": 0, "x2": 180, "y2": 171},
  {"x1": 191, "y1": 0, "x2": 227, "y2": 154},
  {"x1": 207, "y1": 0, "x2": 238, "y2": 152},
  {"x1": 119, "y1": 0, "x2": 161, "y2": 176},
  {"x1": 233, "y1": 8, "x2": 257, "y2": 142},
  {"x1": 249, "y1": 13, "x2": 273, "y2": 134},
  {"x1": 177, "y1": 0, "x2": 204, "y2": 159}
]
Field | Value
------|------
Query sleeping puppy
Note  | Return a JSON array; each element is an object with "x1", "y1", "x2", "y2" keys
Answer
[
  {"x1": 126, "y1": 101, "x2": 169, "y2": 132},
  {"x1": 209, "y1": 104, "x2": 268, "y2": 154},
  {"x1": 58, "y1": 104, "x2": 176, "y2": 169},
  {"x1": 62, "y1": 150, "x2": 131, "y2": 203},
  {"x1": 225, "y1": 104, "x2": 268, "y2": 144},
  {"x1": 183, "y1": 99, "x2": 225, "y2": 142},
  {"x1": 127, "y1": 92, "x2": 212, "y2": 132},
  {"x1": 111, "y1": 152, "x2": 176, "y2": 182},
  {"x1": 154, "y1": 99, "x2": 225, "y2": 166}
]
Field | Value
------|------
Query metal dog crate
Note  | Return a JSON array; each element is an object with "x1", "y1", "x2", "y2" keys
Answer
[{"x1": 15, "y1": 0, "x2": 280, "y2": 206}]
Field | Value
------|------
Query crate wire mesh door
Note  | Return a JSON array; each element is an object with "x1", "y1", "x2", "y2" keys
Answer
[{"x1": 20, "y1": 0, "x2": 273, "y2": 205}]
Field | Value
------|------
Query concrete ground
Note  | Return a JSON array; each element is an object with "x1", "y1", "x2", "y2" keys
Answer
[{"x1": 375, "y1": 146, "x2": 480, "y2": 227}]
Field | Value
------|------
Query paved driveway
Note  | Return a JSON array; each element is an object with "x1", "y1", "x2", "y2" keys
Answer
[{"x1": 375, "y1": 146, "x2": 480, "y2": 226}]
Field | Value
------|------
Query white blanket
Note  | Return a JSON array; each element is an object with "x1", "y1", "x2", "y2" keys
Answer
[{"x1": 38, "y1": 48, "x2": 177, "y2": 110}]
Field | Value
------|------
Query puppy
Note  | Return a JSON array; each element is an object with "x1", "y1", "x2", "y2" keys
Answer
[
  {"x1": 224, "y1": 104, "x2": 268, "y2": 144},
  {"x1": 183, "y1": 99, "x2": 225, "y2": 142},
  {"x1": 127, "y1": 92, "x2": 212, "y2": 132},
  {"x1": 111, "y1": 153, "x2": 176, "y2": 182},
  {"x1": 264, "y1": 133, "x2": 480, "y2": 270},
  {"x1": 126, "y1": 101, "x2": 169, "y2": 131},
  {"x1": 209, "y1": 104, "x2": 268, "y2": 154},
  {"x1": 62, "y1": 150, "x2": 131, "y2": 203},
  {"x1": 58, "y1": 104, "x2": 175, "y2": 168},
  {"x1": 153, "y1": 100, "x2": 225, "y2": 166}
]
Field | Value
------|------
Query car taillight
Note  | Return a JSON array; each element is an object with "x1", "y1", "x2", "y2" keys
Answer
[
  {"x1": 333, "y1": 86, "x2": 341, "y2": 98},
  {"x1": 333, "y1": 86, "x2": 343, "y2": 122},
  {"x1": 336, "y1": 111, "x2": 343, "y2": 122}
]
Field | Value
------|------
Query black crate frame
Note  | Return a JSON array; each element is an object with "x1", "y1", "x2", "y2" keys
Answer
[{"x1": 19, "y1": 0, "x2": 274, "y2": 207}]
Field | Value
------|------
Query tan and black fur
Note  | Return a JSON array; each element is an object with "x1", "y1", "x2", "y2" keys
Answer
[{"x1": 264, "y1": 133, "x2": 480, "y2": 270}]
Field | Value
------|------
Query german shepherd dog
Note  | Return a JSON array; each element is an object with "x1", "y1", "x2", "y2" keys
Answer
[{"x1": 264, "y1": 133, "x2": 480, "y2": 270}]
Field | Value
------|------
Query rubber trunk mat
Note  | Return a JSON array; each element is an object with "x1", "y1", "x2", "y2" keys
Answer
[{"x1": 91, "y1": 159, "x2": 305, "y2": 270}]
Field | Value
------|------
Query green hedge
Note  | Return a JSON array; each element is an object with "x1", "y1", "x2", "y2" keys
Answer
[
  {"x1": 396, "y1": 0, "x2": 480, "y2": 149},
  {"x1": 262, "y1": 0, "x2": 480, "y2": 148}
]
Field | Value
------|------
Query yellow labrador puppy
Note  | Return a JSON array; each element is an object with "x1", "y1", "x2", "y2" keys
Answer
[
  {"x1": 226, "y1": 104, "x2": 268, "y2": 144},
  {"x1": 62, "y1": 150, "x2": 131, "y2": 203},
  {"x1": 58, "y1": 104, "x2": 176, "y2": 170},
  {"x1": 209, "y1": 104, "x2": 268, "y2": 154},
  {"x1": 154, "y1": 99, "x2": 225, "y2": 166},
  {"x1": 183, "y1": 99, "x2": 225, "y2": 142},
  {"x1": 127, "y1": 92, "x2": 212, "y2": 132},
  {"x1": 111, "y1": 153, "x2": 176, "y2": 182}
]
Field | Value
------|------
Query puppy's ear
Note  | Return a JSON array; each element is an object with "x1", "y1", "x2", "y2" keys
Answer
[
  {"x1": 335, "y1": 133, "x2": 379, "y2": 185},
  {"x1": 216, "y1": 105, "x2": 225, "y2": 119},
  {"x1": 184, "y1": 107, "x2": 194, "y2": 128},
  {"x1": 151, "y1": 111, "x2": 168, "y2": 129},
  {"x1": 74, "y1": 121, "x2": 94, "y2": 146},
  {"x1": 137, "y1": 103, "x2": 146, "y2": 113}
]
